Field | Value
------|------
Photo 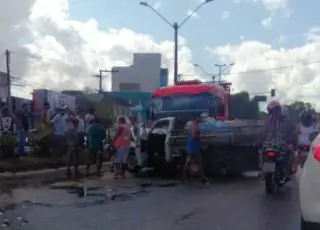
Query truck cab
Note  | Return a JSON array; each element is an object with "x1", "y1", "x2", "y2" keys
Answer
[{"x1": 150, "y1": 80, "x2": 229, "y2": 121}]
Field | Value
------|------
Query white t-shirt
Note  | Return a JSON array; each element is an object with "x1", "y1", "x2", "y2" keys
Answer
[
  {"x1": 85, "y1": 113, "x2": 94, "y2": 132},
  {"x1": 298, "y1": 125, "x2": 317, "y2": 145},
  {"x1": 77, "y1": 116, "x2": 85, "y2": 133}
]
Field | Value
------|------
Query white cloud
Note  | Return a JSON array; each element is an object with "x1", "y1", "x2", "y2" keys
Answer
[
  {"x1": 0, "y1": 0, "x2": 196, "y2": 98},
  {"x1": 260, "y1": 0, "x2": 290, "y2": 11},
  {"x1": 305, "y1": 27, "x2": 320, "y2": 42},
  {"x1": 187, "y1": 10, "x2": 199, "y2": 18},
  {"x1": 220, "y1": 11, "x2": 230, "y2": 20},
  {"x1": 233, "y1": 0, "x2": 290, "y2": 11},
  {"x1": 261, "y1": 16, "x2": 272, "y2": 29},
  {"x1": 206, "y1": 39, "x2": 320, "y2": 108},
  {"x1": 236, "y1": 0, "x2": 292, "y2": 22},
  {"x1": 282, "y1": 8, "x2": 292, "y2": 18},
  {"x1": 277, "y1": 34, "x2": 287, "y2": 44},
  {"x1": 3, "y1": 0, "x2": 320, "y2": 110}
]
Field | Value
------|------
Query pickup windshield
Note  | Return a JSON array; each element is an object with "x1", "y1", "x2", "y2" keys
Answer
[{"x1": 152, "y1": 93, "x2": 215, "y2": 112}]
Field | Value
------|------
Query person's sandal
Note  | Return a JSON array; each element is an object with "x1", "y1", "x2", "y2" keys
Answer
[{"x1": 114, "y1": 173, "x2": 120, "y2": 179}]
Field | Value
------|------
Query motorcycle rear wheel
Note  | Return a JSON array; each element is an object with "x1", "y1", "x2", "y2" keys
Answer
[{"x1": 265, "y1": 173, "x2": 276, "y2": 194}]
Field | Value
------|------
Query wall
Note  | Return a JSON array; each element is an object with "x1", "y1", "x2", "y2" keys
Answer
[
  {"x1": 112, "y1": 103, "x2": 131, "y2": 118},
  {"x1": 104, "y1": 91, "x2": 151, "y2": 122},
  {"x1": 111, "y1": 53, "x2": 163, "y2": 93}
]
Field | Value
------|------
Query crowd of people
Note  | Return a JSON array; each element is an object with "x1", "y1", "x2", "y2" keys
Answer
[
  {"x1": 0, "y1": 99, "x2": 318, "y2": 183},
  {"x1": 0, "y1": 101, "x2": 138, "y2": 180}
]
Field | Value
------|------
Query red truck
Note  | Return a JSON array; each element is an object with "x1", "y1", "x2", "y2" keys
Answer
[{"x1": 137, "y1": 80, "x2": 264, "y2": 176}]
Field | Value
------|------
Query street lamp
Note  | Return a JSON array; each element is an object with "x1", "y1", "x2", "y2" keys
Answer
[
  {"x1": 140, "y1": 0, "x2": 215, "y2": 84},
  {"x1": 193, "y1": 63, "x2": 215, "y2": 82},
  {"x1": 215, "y1": 63, "x2": 234, "y2": 82}
]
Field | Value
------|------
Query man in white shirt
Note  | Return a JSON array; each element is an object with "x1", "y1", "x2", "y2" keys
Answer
[
  {"x1": 85, "y1": 108, "x2": 95, "y2": 133},
  {"x1": 51, "y1": 108, "x2": 68, "y2": 156},
  {"x1": 77, "y1": 111, "x2": 86, "y2": 148}
]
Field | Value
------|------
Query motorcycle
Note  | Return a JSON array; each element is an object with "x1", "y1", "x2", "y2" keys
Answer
[
  {"x1": 261, "y1": 145, "x2": 292, "y2": 194},
  {"x1": 298, "y1": 145, "x2": 310, "y2": 168},
  {"x1": 298, "y1": 132, "x2": 319, "y2": 168}
]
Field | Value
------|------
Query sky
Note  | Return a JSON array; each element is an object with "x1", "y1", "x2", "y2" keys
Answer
[{"x1": 0, "y1": 0, "x2": 319, "y2": 108}]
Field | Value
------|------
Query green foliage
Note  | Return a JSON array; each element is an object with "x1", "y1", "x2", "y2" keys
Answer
[
  {"x1": 229, "y1": 91, "x2": 259, "y2": 119},
  {"x1": 77, "y1": 94, "x2": 113, "y2": 126},
  {"x1": 0, "y1": 134, "x2": 19, "y2": 158},
  {"x1": 284, "y1": 101, "x2": 316, "y2": 123},
  {"x1": 259, "y1": 111, "x2": 268, "y2": 119}
]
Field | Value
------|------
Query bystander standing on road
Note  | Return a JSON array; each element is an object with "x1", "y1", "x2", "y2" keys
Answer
[
  {"x1": 15, "y1": 103, "x2": 29, "y2": 156},
  {"x1": 76, "y1": 111, "x2": 86, "y2": 149},
  {"x1": 66, "y1": 115, "x2": 80, "y2": 178},
  {"x1": 85, "y1": 108, "x2": 95, "y2": 133},
  {"x1": 51, "y1": 107, "x2": 68, "y2": 157},
  {"x1": 86, "y1": 117, "x2": 105, "y2": 177},
  {"x1": 183, "y1": 115, "x2": 208, "y2": 184},
  {"x1": 112, "y1": 116, "x2": 132, "y2": 179}
]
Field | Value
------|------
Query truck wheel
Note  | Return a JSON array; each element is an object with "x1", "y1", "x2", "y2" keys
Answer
[
  {"x1": 127, "y1": 151, "x2": 141, "y2": 175},
  {"x1": 301, "y1": 216, "x2": 317, "y2": 230},
  {"x1": 265, "y1": 173, "x2": 276, "y2": 194}
]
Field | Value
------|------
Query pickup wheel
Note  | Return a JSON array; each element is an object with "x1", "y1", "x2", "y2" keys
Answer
[
  {"x1": 301, "y1": 216, "x2": 318, "y2": 230},
  {"x1": 126, "y1": 150, "x2": 141, "y2": 175},
  {"x1": 152, "y1": 158, "x2": 180, "y2": 178}
]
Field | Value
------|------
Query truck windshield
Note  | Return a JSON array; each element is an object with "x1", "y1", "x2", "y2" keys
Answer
[{"x1": 152, "y1": 93, "x2": 215, "y2": 112}]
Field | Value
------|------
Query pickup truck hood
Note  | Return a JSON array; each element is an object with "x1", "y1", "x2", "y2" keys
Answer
[{"x1": 154, "y1": 110, "x2": 208, "y2": 122}]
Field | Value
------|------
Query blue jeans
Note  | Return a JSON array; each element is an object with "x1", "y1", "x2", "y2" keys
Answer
[
  {"x1": 115, "y1": 148, "x2": 129, "y2": 164},
  {"x1": 18, "y1": 130, "x2": 27, "y2": 156}
]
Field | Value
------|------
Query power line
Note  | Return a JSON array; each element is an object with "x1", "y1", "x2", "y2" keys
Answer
[
  {"x1": 94, "y1": 69, "x2": 118, "y2": 93},
  {"x1": 183, "y1": 59, "x2": 320, "y2": 77}
]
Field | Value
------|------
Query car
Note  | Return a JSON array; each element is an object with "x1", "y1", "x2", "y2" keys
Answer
[{"x1": 299, "y1": 132, "x2": 320, "y2": 230}]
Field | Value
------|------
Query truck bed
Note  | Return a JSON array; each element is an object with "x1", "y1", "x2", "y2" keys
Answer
[{"x1": 170, "y1": 124, "x2": 265, "y2": 147}]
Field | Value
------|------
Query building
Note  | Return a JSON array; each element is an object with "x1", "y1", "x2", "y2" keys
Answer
[
  {"x1": 104, "y1": 91, "x2": 151, "y2": 122},
  {"x1": 62, "y1": 90, "x2": 132, "y2": 119},
  {"x1": 111, "y1": 53, "x2": 168, "y2": 93}
]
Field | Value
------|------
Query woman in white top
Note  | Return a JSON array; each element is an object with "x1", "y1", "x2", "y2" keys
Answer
[{"x1": 297, "y1": 110, "x2": 317, "y2": 147}]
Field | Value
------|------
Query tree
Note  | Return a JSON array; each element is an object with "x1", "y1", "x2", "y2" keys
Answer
[
  {"x1": 285, "y1": 101, "x2": 316, "y2": 123},
  {"x1": 229, "y1": 91, "x2": 259, "y2": 119}
]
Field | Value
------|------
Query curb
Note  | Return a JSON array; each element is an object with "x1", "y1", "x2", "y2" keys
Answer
[{"x1": 0, "y1": 162, "x2": 112, "y2": 182}]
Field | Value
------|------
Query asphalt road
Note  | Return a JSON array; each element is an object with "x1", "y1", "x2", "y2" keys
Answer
[{"x1": 0, "y1": 173, "x2": 301, "y2": 230}]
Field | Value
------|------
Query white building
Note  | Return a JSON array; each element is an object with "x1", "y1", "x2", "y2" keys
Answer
[{"x1": 111, "y1": 53, "x2": 168, "y2": 93}]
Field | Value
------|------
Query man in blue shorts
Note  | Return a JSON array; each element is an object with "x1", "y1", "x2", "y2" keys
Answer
[{"x1": 182, "y1": 116, "x2": 208, "y2": 184}]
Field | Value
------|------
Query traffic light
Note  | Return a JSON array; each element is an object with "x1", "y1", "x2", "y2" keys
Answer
[
  {"x1": 253, "y1": 95, "x2": 267, "y2": 102},
  {"x1": 270, "y1": 89, "x2": 275, "y2": 97}
]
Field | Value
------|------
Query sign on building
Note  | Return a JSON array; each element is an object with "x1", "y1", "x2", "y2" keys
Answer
[{"x1": 47, "y1": 91, "x2": 76, "y2": 113}]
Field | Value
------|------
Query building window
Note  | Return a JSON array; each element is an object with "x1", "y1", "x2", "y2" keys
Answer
[{"x1": 119, "y1": 83, "x2": 140, "y2": 92}]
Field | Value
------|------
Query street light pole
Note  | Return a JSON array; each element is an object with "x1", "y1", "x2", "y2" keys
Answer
[
  {"x1": 140, "y1": 0, "x2": 215, "y2": 85},
  {"x1": 173, "y1": 23, "x2": 178, "y2": 83},
  {"x1": 215, "y1": 63, "x2": 234, "y2": 82},
  {"x1": 193, "y1": 63, "x2": 215, "y2": 82}
]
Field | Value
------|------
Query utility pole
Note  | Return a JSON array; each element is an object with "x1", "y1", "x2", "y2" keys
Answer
[
  {"x1": 214, "y1": 63, "x2": 234, "y2": 82},
  {"x1": 140, "y1": 1, "x2": 214, "y2": 85},
  {"x1": 5, "y1": 49, "x2": 12, "y2": 114},
  {"x1": 215, "y1": 64, "x2": 225, "y2": 82},
  {"x1": 94, "y1": 69, "x2": 118, "y2": 93}
]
